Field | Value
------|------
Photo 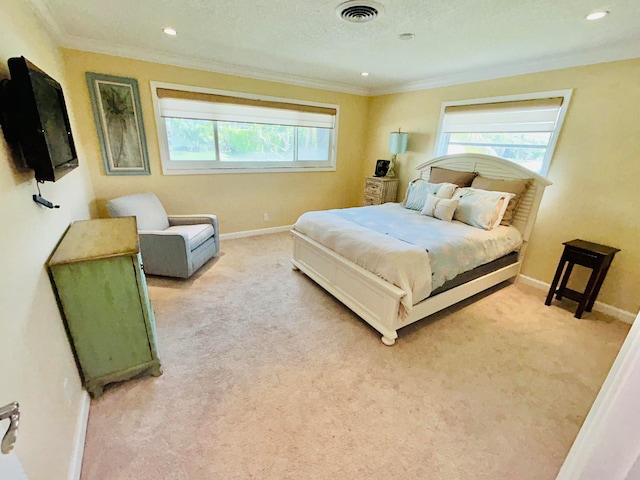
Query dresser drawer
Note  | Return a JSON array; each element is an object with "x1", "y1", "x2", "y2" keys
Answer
[
  {"x1": 365, "y1": 180, "x2": 382, "y2": 195},
  {"x1": 364, "y1": 194, "x2": 380, "y2": 206}
]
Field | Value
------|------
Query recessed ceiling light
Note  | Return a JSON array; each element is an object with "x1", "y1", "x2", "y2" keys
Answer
[
  {"x1": 586, "y1": 11, "x2": 609, "y2": 20},
  {"x1": 163, "y1": 27, "x2": 177, "y2": 36},
  {"x1": 399, "y1": 33, "x2": 415, "y2": 40},
  {"x1": 361, "y1": 72, "x2": 370, "y2": 77}
]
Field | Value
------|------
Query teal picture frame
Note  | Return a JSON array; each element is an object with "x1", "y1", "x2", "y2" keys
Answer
[{"x1": 86, "y1": 72, "x2": 150, "y2": 175}]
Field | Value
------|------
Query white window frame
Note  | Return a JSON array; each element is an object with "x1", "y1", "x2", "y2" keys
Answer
[
  {"x1": 150, "y1": 81, "x2": 339, "y2": 175},
  {"x1": 434, "y1": 89, "x2": 573, "y2": 176}
]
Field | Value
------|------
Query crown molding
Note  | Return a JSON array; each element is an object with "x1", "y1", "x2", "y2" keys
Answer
[
  {"x1": 24, "y1": 0, "x2": 65, "y2": 40},
  {"x1": 51, "y1": 34, "x2": 640, "y2": 99},
  {"x1": 370, "y1": 42, "x2": 640, "y2": 96},
  {"x1": 60, "y1": 35, "x2": 371, "y2": 96}
]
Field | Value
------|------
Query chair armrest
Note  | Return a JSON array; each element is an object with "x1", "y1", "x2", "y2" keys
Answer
[
  {"x1": 139, "y1": 229, "x2": 189, "y2": 244},
  {"x1": 168, "y1": 215, "x2": 218, "y2": 228},
  {"x1": 138, "y1": 230, "x2": 191, "y2": 278},
  {"x1": 168, "y1": 215, "x2": 220, "y2": 255}
]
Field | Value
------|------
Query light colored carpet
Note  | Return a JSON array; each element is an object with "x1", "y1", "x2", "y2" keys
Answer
[{"x1": 80, "y1": 232, "x2": 629, "y2": 480}]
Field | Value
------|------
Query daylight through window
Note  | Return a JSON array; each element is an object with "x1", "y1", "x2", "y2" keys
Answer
[
  {"x1": 152, "y1": 84, "x2": 338, "y2": 174},
  {"x1": 435, "y1": 91, "x2": 572, "y2": 175}
]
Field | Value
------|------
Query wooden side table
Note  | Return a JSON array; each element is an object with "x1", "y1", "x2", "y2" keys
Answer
[
  {"x1": 364, "y1": 176, "x2": 398, "y2": 205},
  {"x1": 545, "y1": 239, "x2": 620, "y2": 319}
]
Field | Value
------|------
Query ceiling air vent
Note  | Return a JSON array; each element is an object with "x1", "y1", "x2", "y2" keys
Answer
[{"x1": 336, "y1": 0, "x2": 384, "y2": 23}]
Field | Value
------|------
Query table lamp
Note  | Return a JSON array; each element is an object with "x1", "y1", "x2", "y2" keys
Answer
[{"x1": 388, "y1": 129, "x2": 408, "y2": 177}]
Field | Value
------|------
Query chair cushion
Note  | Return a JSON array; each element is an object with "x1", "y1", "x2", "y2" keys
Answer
[
  {"x1": 165, "y1": 224, "x2": 215, "y2": 251},
  {"x1": 106, "y1": 193, "x2": 170, "y2": 231}
]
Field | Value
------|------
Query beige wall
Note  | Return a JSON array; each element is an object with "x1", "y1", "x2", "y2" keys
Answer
[
  {"x1": 0, "y1": 0, "x2": 95, "y2": 478},
  {"x1": 364, "y1": 59, "x2": 640, "y2": 314},
  {"x1": 61, "y1": 49, "x2": 370, "y2": 233}
]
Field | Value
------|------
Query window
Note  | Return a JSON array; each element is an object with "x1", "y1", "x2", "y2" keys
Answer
[
  {"x1": 151, "y1": 83, "x2": 338, "y2": 174},
  {"x1": 435, "y1": 90, "x2": 572, "y2": 175}
]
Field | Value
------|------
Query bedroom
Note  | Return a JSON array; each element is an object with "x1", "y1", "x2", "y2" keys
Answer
[{"x1": 0, "y1": 0, "x2": 639, "y2": 478}]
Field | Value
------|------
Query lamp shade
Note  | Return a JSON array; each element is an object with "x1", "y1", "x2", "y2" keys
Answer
[{"x1": 389, "y1": 132, "x2": 408, "y2": 154}]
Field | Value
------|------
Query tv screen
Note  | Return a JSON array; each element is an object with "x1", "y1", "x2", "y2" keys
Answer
[{"x1": 1, "y1": 56, "x2": 78, "y2": 182}]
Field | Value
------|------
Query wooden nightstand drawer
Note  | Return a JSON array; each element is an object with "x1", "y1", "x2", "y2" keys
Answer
[
  {"x1": 365, "y1": 181, "x2": 382, "y2": 195},
  {"x1": 364, "y1": 195, "x2": 379, "y2": 206}
]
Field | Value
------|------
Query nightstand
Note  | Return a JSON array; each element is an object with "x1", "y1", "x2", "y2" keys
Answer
[
  {"x1": 545, "y1": 239, "x2": 620, "y2": 319},
  {"x1": 365, "y1": 176, "x2": 398, "y2": 205}
]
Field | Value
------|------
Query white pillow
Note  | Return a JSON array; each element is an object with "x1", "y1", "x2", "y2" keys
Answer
[
  {"x1": 403, "y1": 180, "x2": 458, "y2": 211},
  {"x1": 452, "y1": 187, "x2": 515, "y2": 230},
  {"x1": 420, "y1": 195, "x2": 459, "y2": 222},
  {"x1": 435, "y1": 183, "x2": 458, "y2": 199}
]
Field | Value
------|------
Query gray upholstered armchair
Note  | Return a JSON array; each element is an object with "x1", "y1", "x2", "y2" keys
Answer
[{"x1": 106, "y1": 193, "x2": 219, "y2": 279}]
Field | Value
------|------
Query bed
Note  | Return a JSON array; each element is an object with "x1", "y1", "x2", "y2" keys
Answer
[{"x1": 291, "y1": 153, "x2": 552, "y2": 345}]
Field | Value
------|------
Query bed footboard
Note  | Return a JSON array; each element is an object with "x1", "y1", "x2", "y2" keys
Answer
[{"x1": 291, "y1": 230, "x2": 405, "y2": 345}]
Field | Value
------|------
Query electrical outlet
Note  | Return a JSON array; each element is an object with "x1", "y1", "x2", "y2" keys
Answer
[{"x1": 263, "y1": 213, "x2": 269, "y2": 221}]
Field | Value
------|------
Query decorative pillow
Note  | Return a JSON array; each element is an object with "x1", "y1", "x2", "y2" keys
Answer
[
  {"x1": 471, "y1": 176, "x2": 532, "y2": 226},
  {"x1": 420, "y1": 195, "x2": 459, "y2": 222},
  {"x1": 429, "y1": 166, "x2": 477, "y2": 187},
  {"x1": 403, "y1": 179, "x2": 458, "y2": 210},
  {"x1": 452, "y1": 187, "x2": 515, "y2": 230},
  {"x1": 434, "y1": 182, "x2": 458, "y2": 199}
]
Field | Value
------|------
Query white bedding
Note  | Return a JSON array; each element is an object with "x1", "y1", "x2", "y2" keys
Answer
[{"x1": 293, "y1": 203, "x2": 523, "y2": 316}]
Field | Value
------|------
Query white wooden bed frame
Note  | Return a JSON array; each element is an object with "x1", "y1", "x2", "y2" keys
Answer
[{"x1": 291, "y1": 153, "x2": 552, "y2": 345}]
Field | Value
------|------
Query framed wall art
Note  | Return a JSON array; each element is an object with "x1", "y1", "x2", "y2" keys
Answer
[{"x1": 86, "y1": 72, "x2": 150, "y2": 175}]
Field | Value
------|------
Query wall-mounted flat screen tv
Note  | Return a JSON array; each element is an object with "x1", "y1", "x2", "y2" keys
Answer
[{"x1": 0, "y1": 56, "x2": 78, "y2": 182}]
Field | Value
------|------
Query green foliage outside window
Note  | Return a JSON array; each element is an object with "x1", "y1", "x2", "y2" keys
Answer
[
  {"x1": 166, "y1": 118, "x2": 215, "y2": 156},
  {"x1": 165, "y1": 118, "x2": 329, "y2": 162},
  {"x1": 218, "y1": 122, "x2": 293, "y2": 161}
]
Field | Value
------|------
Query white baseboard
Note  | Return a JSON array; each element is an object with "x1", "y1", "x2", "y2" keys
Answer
[
  {"x1": 220, "y1": 225, "x2": 293, "y2": 240},
  {"x1": 67, "y1": 391, "x2": 90, "y2": 480},
  {"x1": 518, "y1": 274, "x2": 636, "y2": 324}
]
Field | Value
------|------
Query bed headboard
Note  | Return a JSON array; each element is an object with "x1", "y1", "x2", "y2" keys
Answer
[{"x1": 416, "y1": 153, "x2": 552, "y2": 242}]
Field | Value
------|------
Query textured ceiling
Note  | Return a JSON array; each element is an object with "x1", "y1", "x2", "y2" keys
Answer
[{"x1": 27, "y1": 0, "x2": 640, "y2": 95}]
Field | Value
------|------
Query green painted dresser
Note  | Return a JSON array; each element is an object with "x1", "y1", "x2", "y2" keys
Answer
[{"x1": 48, "y1": 217, "x2": 162, "y2": 398}]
